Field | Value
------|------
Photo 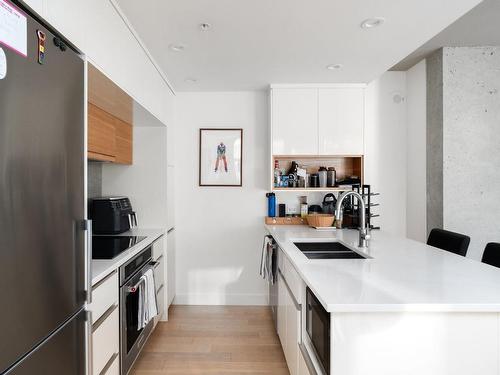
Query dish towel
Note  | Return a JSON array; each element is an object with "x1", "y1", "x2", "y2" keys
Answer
[
  {"x1": 260, "y1": 235, "x2": 275, "y2": 284},
  {"x1": 137, "y1": 268, "x2": 158, "y2": 330}
]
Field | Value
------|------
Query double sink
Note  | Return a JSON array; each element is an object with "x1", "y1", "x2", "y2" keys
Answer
[{"x1": 294, "y1": 241, "x2": 368, "y2": 259}]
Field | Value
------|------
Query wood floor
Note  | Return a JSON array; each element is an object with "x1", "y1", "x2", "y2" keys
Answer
[{"x1": 130, "y1": 305, "x2": 290, "y2": 375}]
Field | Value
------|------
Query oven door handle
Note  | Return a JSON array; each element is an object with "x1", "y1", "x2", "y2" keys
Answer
[{"x1": 126, "y1": 265, "x2": 155, "y2": 293}]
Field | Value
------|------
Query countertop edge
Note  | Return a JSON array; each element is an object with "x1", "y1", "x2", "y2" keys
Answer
[
  {"x1": 265, "y1": 224, "x2": 500, "y2": 313},
  {"x1": 91, "y1": 228, "x2": 165, "y2": 286}
]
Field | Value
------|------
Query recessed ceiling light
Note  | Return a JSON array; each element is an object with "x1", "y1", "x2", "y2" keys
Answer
[
  {"x1": 200, "y1": 23, "x2": 211, "y2": 31},
  {"x1": 185, "y1": 78, "x2": 197, "y2": 83},
  {"x1": 326, "y1": 64, "x2": 343, "y2": 70},
  {"x1": 169, "y1": 43, "x2": 186, "y2": 52},
  {"x1": 360, "y1": 17, "x2": 385, "y2": 29}
]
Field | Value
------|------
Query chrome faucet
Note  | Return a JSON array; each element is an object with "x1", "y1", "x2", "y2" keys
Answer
[{"x1": 335, "y1": 191, "x2": 370, "y2": 248}]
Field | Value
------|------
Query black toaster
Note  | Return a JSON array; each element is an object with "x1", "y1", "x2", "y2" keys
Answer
[{"x1": 88, "y1": 197, "x2": 137, "y2": 234}]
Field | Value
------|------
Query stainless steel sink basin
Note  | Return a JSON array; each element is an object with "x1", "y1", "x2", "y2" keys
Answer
[{"x1": 294, "y1": 242, "x2": 367, "y2": 259}]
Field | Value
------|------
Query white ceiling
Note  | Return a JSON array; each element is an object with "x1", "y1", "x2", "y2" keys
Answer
[
  {"x1": 116, "y1": 0, "x2": 482, "y2": 91},
  {"x1": 393, "y1": 0, "x2": 500, "y2": 70}
]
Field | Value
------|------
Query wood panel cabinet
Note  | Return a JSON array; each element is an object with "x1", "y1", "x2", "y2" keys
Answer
[
  {"x1": 88, "y1": 64, "x2": 133, "y2": 164},
  {"x1": 88, "y1": 103, "x2": 117, "y2": 162},
  {"x1": 115, "y1": 118, "x2": 133, "y2": 164}
]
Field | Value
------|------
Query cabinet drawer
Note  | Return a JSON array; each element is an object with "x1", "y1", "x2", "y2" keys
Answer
[
  {"x1": 90, "y1": 270, "x2": 118, "y2": 324},
  {"x1": 278, "y1": 248, "x2": 285, "y2": 274},
  {"x1": 104, "y1": 355, "x2": 120, "y2": 375},
  {"x1": 93, "y1": 306, "x2": 119, "y2": 375},
  {"x1": 298, "y1": 346, "x2": 311, "y2": 375},
  {"x1": 152, "y1": 236, "x2": 164, "y2": 261},
  {"x1": 281, "y1": 253, "x2": 303, "y2": 305},
  {"x1": 155, "y1": 284, "x2": 165, "y2": 323},
  {"x1": 153, "y1": 256, "x2": 165, "y2": 293}
]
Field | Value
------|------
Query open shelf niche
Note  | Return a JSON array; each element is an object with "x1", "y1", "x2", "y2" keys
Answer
[{"x1": 271, "y1": 155, "x2": 363, "y2": 192}]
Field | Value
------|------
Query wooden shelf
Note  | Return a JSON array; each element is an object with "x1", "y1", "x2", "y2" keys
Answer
[
  {"x1": 271, "y1": 155, "x2": 364, "y2": 191},
  {"x1": 272, "y1": 187, "x2": 352, "y2": 192}
]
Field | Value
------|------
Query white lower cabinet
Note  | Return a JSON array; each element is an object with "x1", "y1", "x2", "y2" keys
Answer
[
  {"x1": 285, "y1": 289, "x2": 300, "y2": 375},
  {"x1": 298, "y1": 348, "x2": 311, "y2": 375},
  {"x1": 92, "y1": 306, "x2": 119, "y2": 375},
  {"x1": 166, "y1": 229, "x2": 176, "y2": 308},
  {"x1": 90, "y1": 271, "x2": 120, "y2": 375},
  {"x1": 278, "y1": 267, "x2": 301, "y2": 375},
  {"x1": 102, "y1": 354, "x2": 120, "y2": 375},
  {"x1": 277, "y1": 273, "x2": 288, "y2": 351}
]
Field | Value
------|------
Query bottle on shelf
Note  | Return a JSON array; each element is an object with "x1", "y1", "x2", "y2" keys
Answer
[{"x1": 273, "y1": 160, "x2": 281, "y2": 188}]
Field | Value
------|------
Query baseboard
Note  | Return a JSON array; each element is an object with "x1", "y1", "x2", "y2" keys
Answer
[{"x1": 173, "y1": 293, "x2": 269, "y2": 306}]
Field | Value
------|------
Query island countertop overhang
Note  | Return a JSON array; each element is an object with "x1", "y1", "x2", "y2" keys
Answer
[{"x1": 265, "y1": 225, "x2": 500, "y2": 313}]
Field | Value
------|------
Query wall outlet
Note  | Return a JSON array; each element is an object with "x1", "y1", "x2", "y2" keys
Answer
[{"x1": 286, "y1": 205, "x2": 298, "y2": 215}]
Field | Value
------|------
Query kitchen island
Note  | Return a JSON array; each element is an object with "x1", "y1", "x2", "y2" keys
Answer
[{"x1": 266, "y1": 225, "x2": 500, "y2": 375}]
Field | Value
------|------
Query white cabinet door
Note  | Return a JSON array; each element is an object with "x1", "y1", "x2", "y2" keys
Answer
[
  {"x1": 318, "y1": 88, "x2": 364, "y2": 155},
  {"x1": 167, "y1": 165, "x2": 175, "y2": 229},
  {"x1": 298, "y1": 349, "x2": 310, "y2": 375},
  {"x1": 277, "y1": 273, "x2": 287, "y2": 350},
  {"x1": 45, "y1": 0, "x2": 87, "y2": 50},
  {"x1": 166, "y1": 229, "x2": 176, "y2": 307},
  {"x1": 272, "y1": 89, "x2": 318, "y2": 155},
  {"x1": 285, "y1": 290, "x2": 300, "y2": 375},
  {"x1": 23, "y1": 0, "x2": 44, "y2": 15}
]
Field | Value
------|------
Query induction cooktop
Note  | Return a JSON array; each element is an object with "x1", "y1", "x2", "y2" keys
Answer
[{"x1": 92, "y1": 235, "x2": 146, "y2": 259}]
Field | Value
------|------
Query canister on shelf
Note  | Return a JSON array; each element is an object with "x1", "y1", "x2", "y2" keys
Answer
[
  {"x1": 327, "y1": 167, "x2": 336, "y2": 187},
  {"x1": 310, "y1": 174, "x2": 319, "y2": 188},
  {"x1": 318, "y1": 167, "x2": 327, "y2": 188}
]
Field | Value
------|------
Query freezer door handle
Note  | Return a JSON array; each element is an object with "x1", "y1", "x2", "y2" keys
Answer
[{"x1": 84, "y1": 220, "x2": 92, "y2": 304}]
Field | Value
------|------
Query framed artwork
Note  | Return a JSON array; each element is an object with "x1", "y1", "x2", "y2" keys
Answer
[{"x1": 199, "y1": 128, "x2": 243, "y2": 186}]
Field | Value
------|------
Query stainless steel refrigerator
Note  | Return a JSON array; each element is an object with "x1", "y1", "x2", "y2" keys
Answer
[{"x1": 0, "y1": 2, "x2": 89, "y2": 374}]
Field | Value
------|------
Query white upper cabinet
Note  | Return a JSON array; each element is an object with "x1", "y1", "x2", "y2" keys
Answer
[
  {"x1": 45, "y1": 0, "x2": 86, "y2": 51},
  {"x1": 272, "y1": 89, "x2": 318, "y2": 155},
  {"x1": 271, "y1": 85, "x2": 365, "y2": 156},
  {"x1": 23, "y1": 0, "x2": 44, "y2": 15},
  {"x1": 29, "y1": 0, "x2": 173, "y2": 126},
  {"x1": 318, "y1": 88, "x2": 364, "y2": 155}
]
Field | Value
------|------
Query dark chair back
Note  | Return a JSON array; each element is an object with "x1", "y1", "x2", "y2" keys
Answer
[
  {"x1": 481, "y1": 243, "x2": 500, "y2": 268},
  {"x1": 427, "y1": 228, "x2": 470, "y2": 257}
]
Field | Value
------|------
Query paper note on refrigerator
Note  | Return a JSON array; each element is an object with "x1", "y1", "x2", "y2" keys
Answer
[{"x1": 0, "y1": 0, "x2": 27, "y2": 57}]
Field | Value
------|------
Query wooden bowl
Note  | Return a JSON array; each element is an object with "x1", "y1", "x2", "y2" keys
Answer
[{"x1": 306, "y1": 214, "x2": 335, "y2": 228}]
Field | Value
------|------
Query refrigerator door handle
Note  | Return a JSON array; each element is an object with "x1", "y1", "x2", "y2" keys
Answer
[
  {"x1": 85, "y1": 310, "x2": 93, "y2": 375},
  {"x1": 84, "y1": 219, "x2": 92, "y2": 304}
]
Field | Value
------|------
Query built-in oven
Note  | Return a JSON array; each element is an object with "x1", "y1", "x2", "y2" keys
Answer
[
  {"x1": 119, "y1": 246, "x2": 157, "y2": 375},
  {"x1": 306, "y1": 287, "x2": 330, "y2": 375}
]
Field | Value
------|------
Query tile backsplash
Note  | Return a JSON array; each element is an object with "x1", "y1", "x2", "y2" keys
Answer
[{"x1": 88, "y1": 162, "x2": 102, "y2": 198}]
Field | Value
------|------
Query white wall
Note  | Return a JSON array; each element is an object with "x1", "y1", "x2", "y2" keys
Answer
[
  {"x1": 102, "y1": 126, "x2": 169, "y2": 229},
  {"x1": 173, "y1": 92, "x2": 269, "y2": 305},
  {"x1": 406, "y1": 60, "x2": 427, "y2": 242},
  {"x1": 364, "y1": 72, "x2": 407, "y2": 237}
]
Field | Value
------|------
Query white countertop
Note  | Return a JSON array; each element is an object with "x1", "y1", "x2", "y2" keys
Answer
[
  {"x1": 266, "y1": 225, "x2": 500, "y2": 313},
  {"x1": 91, "y1": 228, "x2": 165, "y2": 286}
]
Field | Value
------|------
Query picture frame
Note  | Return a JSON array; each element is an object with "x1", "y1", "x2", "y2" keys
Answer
[{"x1": 199, "y1": 128, "x2": 243, "y2": 187}]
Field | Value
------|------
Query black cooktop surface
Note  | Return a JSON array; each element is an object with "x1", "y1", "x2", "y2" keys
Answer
[{"x1": 92, "y1": 236, "x2": 147, "y2": 259}]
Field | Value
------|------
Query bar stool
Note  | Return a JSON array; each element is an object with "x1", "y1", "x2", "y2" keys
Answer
[
  {"x1": 481, "y1": 243, "x2": 500, "y2": 268},
  {"x1": 427, "y1": 228, "x2": 470, "y2": 257}
]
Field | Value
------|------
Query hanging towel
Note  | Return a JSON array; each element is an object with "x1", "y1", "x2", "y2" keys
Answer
[
  {"x1": 137, "y1": 268, "x2": 158, "y2": 330},
  {"x1": 260, "y1": 235, "x2": 275, "y2": 284}
]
